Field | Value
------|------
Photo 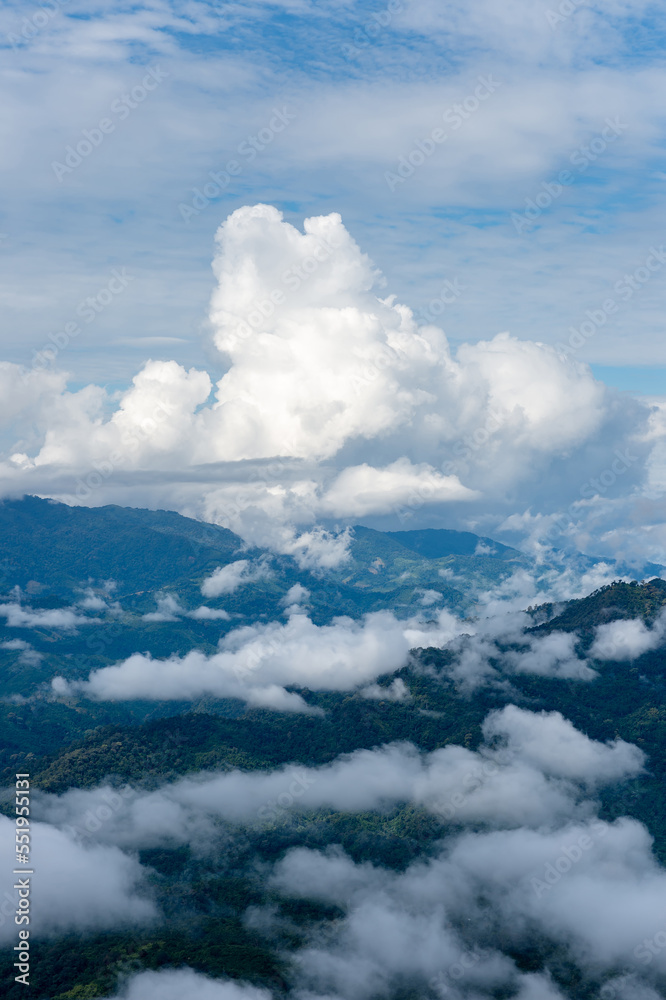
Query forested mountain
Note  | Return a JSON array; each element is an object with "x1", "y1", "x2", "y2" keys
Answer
[{"x1": 1, "y1": 500, "x2": 665, "y2": 1000}]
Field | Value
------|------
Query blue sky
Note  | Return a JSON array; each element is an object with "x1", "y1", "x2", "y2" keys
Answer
[
  {"x1": 1, "y1": 0, "x2": 665, "y2": 386},
  {"x1": 0, "y1": 0, "x2": 665, "y2": 571}
]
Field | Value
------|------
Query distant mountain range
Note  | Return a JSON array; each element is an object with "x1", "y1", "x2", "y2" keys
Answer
[{"x1": 0, "y1": 496, "x2": 528, "y2": 620}]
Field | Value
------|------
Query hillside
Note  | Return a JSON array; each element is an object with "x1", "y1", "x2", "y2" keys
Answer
[
  {"x1": 1, "y1": 502, "x2": 666, "y2": 1000},
  {"x1": 0, "y1": 497, "x2": 525, "y2": 619}
]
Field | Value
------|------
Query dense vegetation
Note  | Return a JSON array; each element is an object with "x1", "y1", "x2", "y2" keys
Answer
[{"x1": 1, "y1": 500, "x2": 665, "y2": 999}]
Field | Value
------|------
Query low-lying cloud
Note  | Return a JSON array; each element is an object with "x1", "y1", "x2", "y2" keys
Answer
[
  {"x1": 590, "y1": 608, "x2": 666, "y2": 661},
  {"x1": 37, "y1": 707, "x2": 643, "y2": 849},
  {"x1": 0, "y1": 816, "x2": 155, "y2": 944},
  {"x1": 201, "y1": 559, "x2": 268, "y2": 597},
  {"x1": 51, "y1": 608, "x2": 435, "y2": 711},
  {"x1": 23, "y1": 703, "x2": 661, "y2": 998}
]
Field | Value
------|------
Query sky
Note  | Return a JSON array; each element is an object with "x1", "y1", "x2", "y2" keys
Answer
[
  {"x1": 1, "y1": 0, "x2": 666, "y2": 571},
  {"x1": 4, "y1": 10, "x2": 666, "y2": 994}
]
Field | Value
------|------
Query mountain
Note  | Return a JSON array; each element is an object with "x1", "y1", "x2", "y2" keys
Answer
[
  {"x1": 529, "y1": 577, "x2": 666, "y2": 634},
  {"x1": 332, "y1": 524, "x2": 527, "y2": 601},
  {"x1": 0, "y1": 498, "x2": 530, "y2": 755},
  {"x1": 386, "y1": 527, "x2": 516, "y2": 559},
  {"x1": 0, "y1": 497, "x2": 526, "y2": 619},
  {"x1": 0, "y1": 495, "x2": 241, "y2": 599},
  {"x1": 2, "y1": 501, "x2": 666, "y2": 1000}
]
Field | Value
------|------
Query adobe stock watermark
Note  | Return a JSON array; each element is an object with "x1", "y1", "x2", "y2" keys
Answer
[
  {"x1": 634, "y1": 928, "x2": 666, "y2": 966},
  {"x1": 178, "y1": 106, "x2": 296, "y2": 223},
  {"x1": 62, "y1": 785, "x2": 136, "y2": 841},
  {"x1": 556, "y1": 246, "x2": 666, "y2": 356},
  {"x1": 511, "y1": 117, "x2": 628, "y2": 234},
  {"x1": 543, "y1": 446, "x2": 639, "y2": 542},
  {"x1": 21, "y1": 269, "x2": 133, "y2": 382},
  {"x1": 351, "y1": 339, "x2": 409, "y2": 396},
  {"x1": 429, "y1": 947, "x2": 486, "y2": 997},
  {"x1": 6, "y1": 0, "x2": 71, "y2": 50},
  {"x1": 414, "y1": 278, "x2": 467, "y2": 325},
  {"x1": 223, "y1": 232, "x2": 342, "y2": 352},
  {"x1": 530, "y1": 820, "x2": 609, "y2": 897},
  {"x1": 593, "y1": 923, "x2": 666, "y2": 997},
  {"x1": 74, "y1": 398, "x2": 176, "y2": 501},
  {"x1": 255, "y1": 769, "x2": 317, "y2": 826},
  {"x1": 546, "y1": 0, "x2": 589, "y2": 30},
  {"x1": 52, "y1": 66, "x2": 168, "y2": 182},
  {"x1": 385, "y1": 75, "x2": 501, "y2": 192},
  {"x1": 340, "y1": 0, "x2": 403, "y2": 59}
]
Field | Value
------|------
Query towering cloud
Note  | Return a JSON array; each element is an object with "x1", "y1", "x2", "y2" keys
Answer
[{"x1": 0, "y1": 205, "x2": 658, "y2": 568}]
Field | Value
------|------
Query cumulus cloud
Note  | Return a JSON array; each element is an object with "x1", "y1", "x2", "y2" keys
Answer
[
  {"x1": 266, "y1": 814, "x2": 666, "y2": 999},
  {"x1": 77, "y1": 587, "x2": 109, "y2": 610},
  {"x1": 29, "y1": 700, "x2": 659, "y2": 998},
  {"x1": 360, "y1": 678, "x2": 410, "y2": 701},
  {"x1": 0, "y1": 816, "x2": 155, "y2": 943},
  {"x1": 590, "y1": 608, "x2": 666, "y2": 661},
  {"x1": 51, "y1": 608, "x2": 421, "y2": 710},
  {"x1": 201, "y1": 559, "x2": 267, "y2": 597},
  {"x1": 0, "y1": 205, "x2": 658, "y2": 571},
  {"x1": 482, "y1": 705, "x2": 644, "y2": 787},
  {"x1": 49, "y1": 591, "x2": 620, "y2": 710},
  {"x1": 188, "y1": 605, "x2": 231, "y2": 620},
  {"x1": 280, "y1": 583, "x2": 310, "y2": 608},
  {"x1": 418, "y1": 601, "x2": 598, "y2": 691},
  {"x1": 141, "y1": 592, "x2": 231, "y2": 622},
  {"x1": 503, "y1": 631, "x2": 596, "y2": 680},
  {"x1": 142, "y1": 593, "x2": 184, "y2": 622},
  {"x1": 0, "y1": 602, "x2": 91, "y2": 629},
  {"x1": 0, "y1": 638, "x2": 42, "y2": 665},
  {"x1": 320, "y1": 458, "x2": 477, "y2": 517}
]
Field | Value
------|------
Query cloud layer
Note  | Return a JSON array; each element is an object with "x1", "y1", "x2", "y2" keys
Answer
[
  {"x1": 0, "y1": 816, "x2": 155, "y2": 944},
  {"x1": 37, "y1": 706, "x2": 643, "y2": 847},
  {"x1": 20, "y1": 703, "x2": 662, "y2": 998}
]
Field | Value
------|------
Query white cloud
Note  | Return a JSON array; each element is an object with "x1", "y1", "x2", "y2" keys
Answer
[
  {"x1": 37, "y1": 707, "x2": 643, "y2": 846},
  {"x1": 267, "y1": 815, "x2": 666, "y2": 998},
  {"x1": 320, "y1": 458, "x2": 478, "y2": 517},
  {"x1": 188, "y1": 605, "x2": 231, "y2": 620},
  {"x1": 142, "y1": 592, "x2": 184, "y2": 622},
  {"x1": 141, "y1": 592, "x2": 232, "y2": 621},
  {"x1": 504, "y1": 630, "x2": 596, "y2": 680},
  {"x1": 78, "y1": 587, "x2": 109, "y2": 610},
  {"x1": 0, "y1": 637, "x2": 42, "y2": 664},
  {"x1": 52, "y1": 608, "x2": 416, "y2": 710},
  {"x1": 482, "y1": 705, "x2": 644, "y2": 786},
  {"x1": 0, "y1": 815, "x2": 155, "y2": 943},
  {"x1": 0, "y1": 602, "x2": 91, "y2": 629},
  {"x1": 50, "y1": 593, "x2": 637, "y2": 709},
  {"x1": 201, "y1": 559, "x2": 266, "y2": 597},
  {"x1": 360, "y1": 678, "x2": 410, "y2": 701},
  {"x1": 0, "y1": 206, "x2": 659, "y2": 573},
  {"x1": 30, "y1": 696, "x2": 661, "y2": 997},
  {"x1": 590, "y1": 608, "x2": 666, "y2": 661},
  {"x1": 280, "y1": 583, "x2": 310, "y2": 607}
]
